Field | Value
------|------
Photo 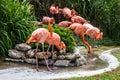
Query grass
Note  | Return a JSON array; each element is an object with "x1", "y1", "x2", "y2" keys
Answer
[{"x1": 70, "y1": 50, "x2": 120, "y2": 80}]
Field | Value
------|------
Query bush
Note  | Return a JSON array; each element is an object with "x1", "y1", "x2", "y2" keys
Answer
[
  {"x1": 0, "y1": 0, "x2": 37, "y2": 56},
  {"x1": 43, "y1": 25, "x2": 76, "y2": 52}
]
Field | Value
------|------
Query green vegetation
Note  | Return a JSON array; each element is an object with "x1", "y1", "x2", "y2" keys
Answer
[
  {"x1": 43, "y1": 25, "x2": 76, "y2": 52},
  {"x1": 0, "y1": 0, "x2": 37, "y2": 56},
  {"x1": 70, "y1": 51, "x2": 120, "y2": 80}
]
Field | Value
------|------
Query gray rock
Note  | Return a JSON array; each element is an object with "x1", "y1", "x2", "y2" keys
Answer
[
  {"x1": 65, "y1": 54, "x2": 75, "y2": 60},
  {"x1": 24, "y1": 58, "x2": 36, "y2": 64},
  {"x1": 8, "y1": 49, "x2": 25, "y2": 59},
  {"x1": 57, "y1": 55, "x2": 66, "y2": 60},
  {"x1": 15, "y1": 43, "x2": 31, "y2": 51},
  {"x1": 5, "y1": 58, "x2": 24, "y2": 62},
  {"x1": 75, "y1": 56, "x2": 87, "y2": 67},
  {"x1": 37, "y1": 52, "x2": 51, "y2": 59},
  {"x1": 26, "y1": 49, "x2": 35, "y2": 58},
  {"x1": 39, "y1": 59, "x2": 53, "y2": 66},
  {"x1": 54, "y1": 60, "x2": 70, "y2": 67}
]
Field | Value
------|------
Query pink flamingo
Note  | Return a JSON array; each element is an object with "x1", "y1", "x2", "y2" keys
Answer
[
  {"x1": 46, "y1": 32, "x2": 66, "y2": 68},
  {"x1": 58, "y1": 21, "x2": 72, "y2": 28},
  {"x1": 62, "y1": 7, "x2": 72, "y2": 19},
  {"x1": 71, "y1": 9, "x2": 79, "y2": 16},
  {"x1": 83, "y1": 22, "x2": 103, "y2": 40},
  {"x1": 50, "y1": 5, "x2": 59, "y2": 14},
  {"x1": 37, "y1": 16, "x2": 55, "y2": 26},
  {"x1": 69, "y1": 23, "x2": 103, "y2": 53},
  {"x1": 26, "y1": 22, "x2": 53, "y2": 71},
  {"x1": 49, "y1": 5, "x2": 63, "y2": 14},
  {"x1": 71, "y1": 15, "x2": 88, "y2": 24},
  {"x1": 69, "y1": 23, "x2": 92, "y2": 53}
]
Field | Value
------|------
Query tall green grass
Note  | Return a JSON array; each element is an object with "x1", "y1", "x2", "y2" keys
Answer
[{"x1": 0, "y1": 0, "x2": 37, "y2": 56}]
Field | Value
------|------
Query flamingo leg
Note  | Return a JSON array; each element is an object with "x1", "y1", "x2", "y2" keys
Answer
[
  {"x1": 47, "y1": 44, "x2": 51, "y2": 52},
  {"x1": 80, "y1": 34, "x2": 92, "y2": 53},
  {"x1": 51, "y1": 45, "x2": 57, "y2": 70},
  {"x1": 43, "y1": 53, "x2": 52, "y2": 71},
  {"x1": 41, "y1": 43, "x2": 44, "y2": 52},
  {"x1": 35, "y1": 43, "x2": 42, "y2": 71},
  {"x1": 42, "y1": 43, "x2": 52, "y2": 71}
]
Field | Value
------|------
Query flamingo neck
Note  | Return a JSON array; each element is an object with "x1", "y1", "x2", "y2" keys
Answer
[{"x1": 48, "y1": 22, "x2": 53, "y2": 37}]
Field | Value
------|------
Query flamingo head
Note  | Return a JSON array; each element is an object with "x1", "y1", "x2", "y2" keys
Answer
[
  {"x1": 56, "y1": 41, "x2": 66, "y2": 54},
  {"x1": 96, "y1": 32, "x2": 103, "y2": 40},
  {"x1": 26, "y1": 36, "x2": 37, "y2": 44}
]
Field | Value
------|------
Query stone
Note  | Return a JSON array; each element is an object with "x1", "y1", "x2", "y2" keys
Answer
[
  {"x1": 65, "y1": 54, "x2": 75, "y2": 60},
  {"x1": 75, "y1": 56, "x2": 87, "y2": 67},
  {"x1": 8, "y1": 49, "x2": 25, "y2": 59},
  {"x1": 37, "y1": 52, "x2": 51, "y2": 59},
  {"x1": 26, "y1": 49, "x2": 35, "y2": 58},
  {"x1": 57, "y1": 55, "x2": 66, "y2": 60},
  {"x1": 24, "y1": 58, "x2": 36, "y2": 64},
  {"x1": 5, "y1": 58, "x2": 24, "y2": 62},
  {"x1": 15, "y1": 43, "x2": 31, "y2": 51},
  {"x1": 39, "y1": 59, "x2": 53, "y2": 66},
  {"x1": 54, "y1": 60, "x2": 70, "y2": 67}
]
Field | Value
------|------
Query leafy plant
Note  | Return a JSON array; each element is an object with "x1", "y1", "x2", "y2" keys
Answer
[{"x1": 0, "y1": 0, "x2": 37, "y2": 56}]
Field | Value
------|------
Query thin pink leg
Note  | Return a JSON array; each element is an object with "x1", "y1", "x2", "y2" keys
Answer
[
  {"x1": 51, "y1": 45, "x2": 57, "y2": 70},
  {"x1": 44, "y1": 53, "x2": 52, "y2": 71},
  {"x1": 35, "y1": 43, "x2": 42, "y2": 72}
]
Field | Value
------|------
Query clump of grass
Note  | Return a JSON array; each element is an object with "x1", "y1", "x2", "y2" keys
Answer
[{"x1": 0, "y1": 0, "x2": 37, "y2": 56}]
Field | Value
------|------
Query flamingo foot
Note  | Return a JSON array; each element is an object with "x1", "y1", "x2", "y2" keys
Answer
[
  {"x1": 47, "y1": 67, "x2": 52, "y2": 71},
  {"x1": 52, "y1": 67, "x2": 58, "y2": 70},
  {"x1": 36, "y1": 68, "x2": 43, "y2": 72},
  {"x1": 90, "y1": 57, "x2": 97, "y2": 62}
]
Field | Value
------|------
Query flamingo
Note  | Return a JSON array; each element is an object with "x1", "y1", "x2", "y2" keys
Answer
[
  {"x1": 71, "y1": 15, "x2": 88, "y2": 24},
  {"x1": 69, "y1": 23, "x2": 103, "y2": 53},
  {"x1": 26, "y1": 22, "x2": 53, "y2": 71},
  {"x1": 58, "y1": 21, "x2": 72, "y2": 28},
  {"x1": 45, "y1": 32, "x2": 66, "y2": 68},
  {"x1": 49, "y1": 5, "x2": 63, "y2": 15},
  {"x1": 50, "y1": 5, "x2": 59, "y2": 14},
  {"x1": 62, "y1": 7, "x2": 72, "y2": 19},
  {"x1": 37, "y1": 16, "x2": 55, "y2": 27},
  {"x1": 83, "y1": 22, "x2": 103, "y2": 40},
  {"x1": 68, "y1": 23, "x2": 92, "y2": 53},
  {"x1": 71, "y1": 9, "x2": 79, "y2": 16}
]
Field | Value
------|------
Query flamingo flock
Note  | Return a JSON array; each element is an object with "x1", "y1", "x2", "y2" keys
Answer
[
  {"x1": 26, "y1": 4, "x2": 103, "y2": 71},
  {"x1": 49, "y1": 5, "x2": 103, "y2": 53}
]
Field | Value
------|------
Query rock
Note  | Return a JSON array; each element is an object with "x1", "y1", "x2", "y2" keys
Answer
[
  {"x1": 37, "y1": 52, "x2": 51, "y2": 59},
  {"x1": 39, "y1": 59, "x2": 53, "y2": 66},
  {"x1": 51, "y1": 51, "x2": 57, "y2": 60},
  {"x1": 57, "y1": 55, "x2": 66, "y2": 60},
  {"x1": 75, "y1": 56, "x2": 87, "y2": 67},
  {"x1": 65, "y1": 54, "x2": 75, "y2": 60},
  {"x1": 24, "y1": 58, "x2": 36, "y2": 64},
  {"x1": 15, "y1": 43, "x2": 31, "y2": 51},
  {"x1": 5, "y1": 58, "x2": 24, "y2": 62},
  {"x1": 68, "y1": 63, "x2": 75, "y2": 67},
  {"x1": 54, "y1": 60, "x2": 70, "y2": 67},
  {"x1": 8, "y1": 49, "x2": 25, "y2": 59},
  {"x1": 26, "y1": 49, "x2": 35, "y2": 58}
]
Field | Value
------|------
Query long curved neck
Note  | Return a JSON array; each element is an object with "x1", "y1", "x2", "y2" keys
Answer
[{"x1": 48, "y1": 21, "x2": 53, "y2": 37}]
